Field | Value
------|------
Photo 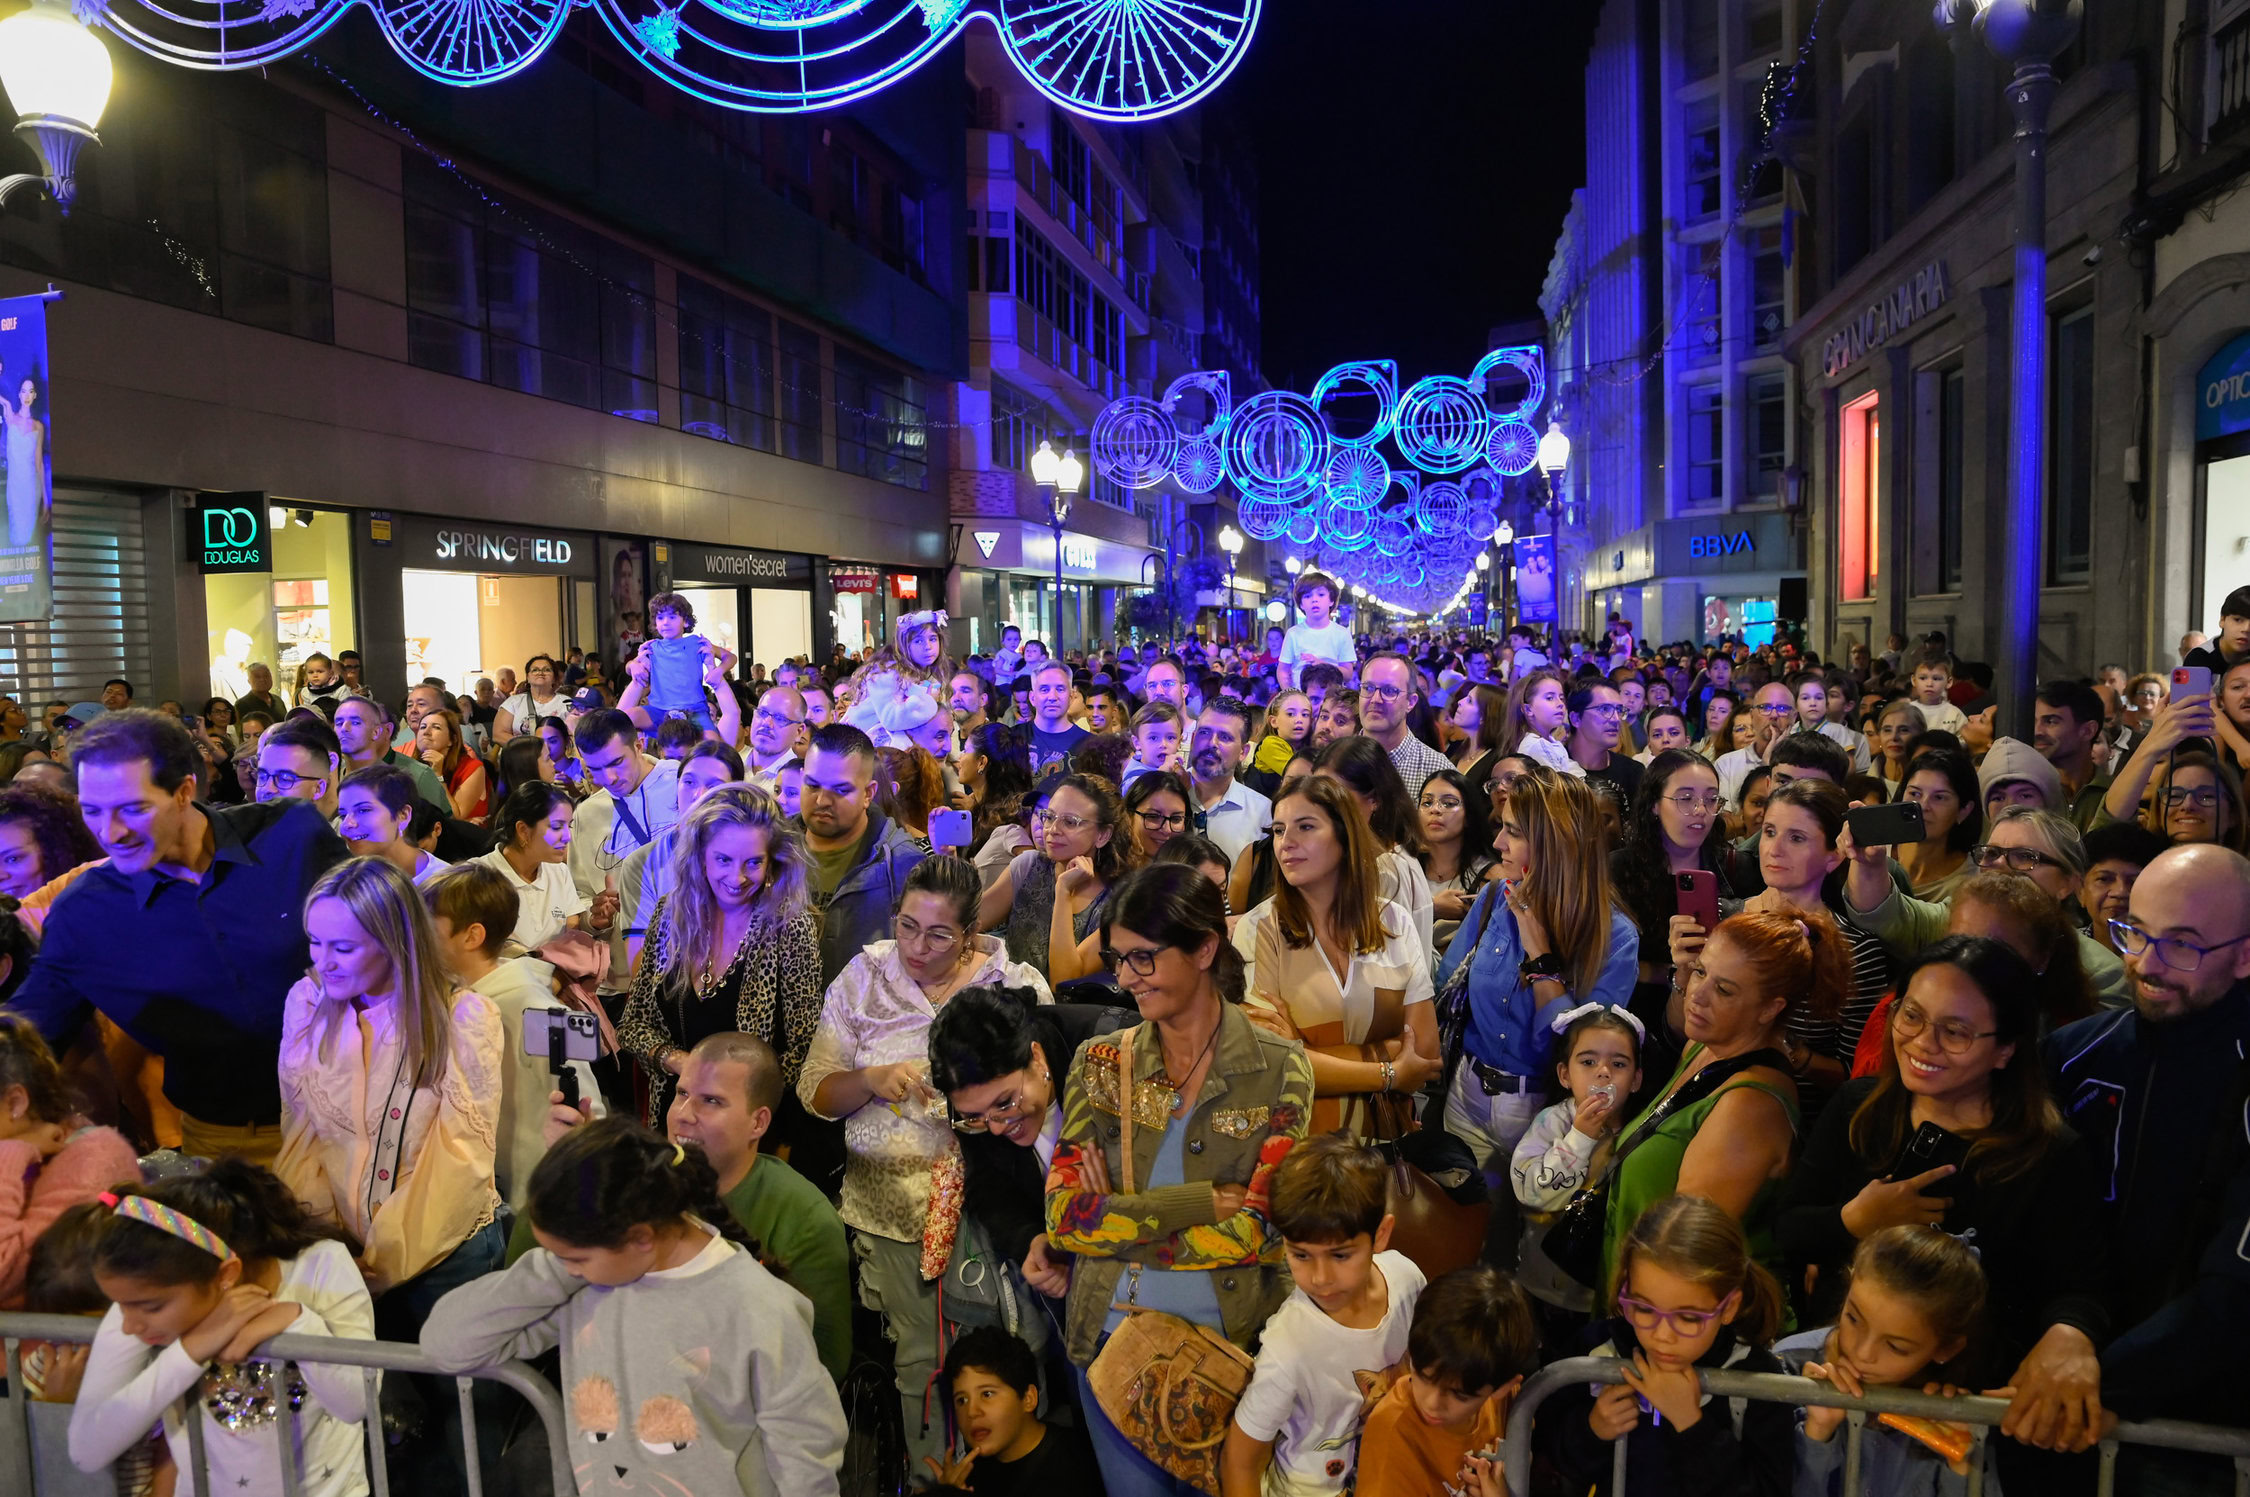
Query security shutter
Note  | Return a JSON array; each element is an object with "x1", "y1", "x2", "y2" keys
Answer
[{"x1": 0, "y1": 488, "x2": 152, "y2": 700}]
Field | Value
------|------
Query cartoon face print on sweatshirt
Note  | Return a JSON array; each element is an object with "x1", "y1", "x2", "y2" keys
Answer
[{"x1": 568, "y1": 1345, "x2": 712, "y2": 1496}]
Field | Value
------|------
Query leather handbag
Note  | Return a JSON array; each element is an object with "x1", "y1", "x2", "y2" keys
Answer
[
  {"x1": 1085, "y1": 1025, "x2": 1256, "y2": 1496},
  {"x1": 1371, "y1": 1089, "x2": 1490, "y2": 1280}
]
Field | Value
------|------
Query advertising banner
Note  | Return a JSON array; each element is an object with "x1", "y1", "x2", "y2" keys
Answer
[
  {"x1": 0, "y1": 294, "x2": 54, "y2": 624},
  {"x1": 1512, "y1": 533, "x2": 1557, "y2": 625}
]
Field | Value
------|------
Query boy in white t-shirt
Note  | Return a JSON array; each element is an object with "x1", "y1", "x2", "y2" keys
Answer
[
  {"x1": 1221, "y1": 1134, "x2": 1426, "y2": 1497},
  {"x1": 1279, "y1": 571, "x2": 1355, "y2": 689},
  {"x1": 1910, "y1": 650, "x2": 1968, "y2": 736}
]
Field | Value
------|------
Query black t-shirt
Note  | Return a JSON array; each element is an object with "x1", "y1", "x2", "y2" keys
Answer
[
  {"x1": 965, "y1": 1422, "x2": 1102, "y2": 1496},
  {"x1": 1027, "y1": 723, "x2": 1089, "y2": 779},
  {"x1": 1581, "y1": 750, "x2": 1644, "y2": 818}
]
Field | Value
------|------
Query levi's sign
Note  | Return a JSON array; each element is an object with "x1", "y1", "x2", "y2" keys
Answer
[{"x1": 1822, "y1": 261, "x2": 1950, "y2": 377}]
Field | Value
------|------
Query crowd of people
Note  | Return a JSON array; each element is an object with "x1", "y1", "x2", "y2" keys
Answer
[{"x1": 0, "y1": 575, "x2": 2245, "y2": 1497}]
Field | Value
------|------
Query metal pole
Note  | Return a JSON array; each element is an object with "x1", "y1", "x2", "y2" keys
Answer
[{"x1": 2000, "y1": 58, "x2": 2056, "y2": 734}]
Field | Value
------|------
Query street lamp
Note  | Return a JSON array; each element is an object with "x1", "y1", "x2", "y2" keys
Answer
[
  {"x1": 1218, "y1": 523, "x2": 1244, "y2": 643},
  {"x1": 1030, "y1": 439, "x2": 1085, "y2": 650},
  {"x1": 1937, "y1": 0, "x2": 2080, "y2": 731},
  {"x1": 1283, "y1": 554, "x2": 1302, "y2": 575},
  {"x1": 0, "y1": 0, "x2": 111, "y2": 214},
  {"x1": 1536, "y1": 419, "x2": 1571, "y2": 512}
]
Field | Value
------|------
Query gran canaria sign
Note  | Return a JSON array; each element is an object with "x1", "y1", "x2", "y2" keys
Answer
[{"x1": 1822, "y1": 261, "x2": 1950, "y2": 378}]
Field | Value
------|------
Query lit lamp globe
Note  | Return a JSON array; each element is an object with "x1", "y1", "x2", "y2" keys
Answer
[
  {"x1": 1536, "y1": 421, "x2": 1571, "y2": 478},
  {"x1": 1283, "y1": 555, "x2": 1303, "y2": 575},
  {"x1": 1056, "y1": 446, "x2": 1086, "y2": 495},
  {"x1": 1028, "y1": 438, "x2": 1061, "y2": 488},
  {"x1": 0, "y1": 0, "x2": 111, "y2": 214}
]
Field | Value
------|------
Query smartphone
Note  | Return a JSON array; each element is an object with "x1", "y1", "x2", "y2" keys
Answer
[
  {"x1": 523, "y1": 1008, "x2": 600, "y2": 1108},
  {"x1": 2173, "y1": 665, "x2": 2213, "y2": 699},
  {"x1": 928, "y1": 806, "x2": 972, "y2": 849},
  {"x1": 1845, "y1": 800, "x2": 1926, "y2": 848},
  {"x1": 1674, "y1": 870, "x2": 1719, "y2": 932},
  {"x1": 1888, "y1": 1120, "x2": 1970, "y2": 1197}
]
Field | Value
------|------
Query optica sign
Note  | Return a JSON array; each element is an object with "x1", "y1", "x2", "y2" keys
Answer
[{"x1": 2198, "y1": 330, "x2": 2250, "y2": 443}]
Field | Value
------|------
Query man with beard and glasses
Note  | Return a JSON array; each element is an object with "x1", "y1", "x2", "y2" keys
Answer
[
  {"x1": 2037, "y1": 844, "x2": 2250, "y2": 1490},
  {"x1": 1187, "y1": 696, "x2": 1270, "y2": 863}
]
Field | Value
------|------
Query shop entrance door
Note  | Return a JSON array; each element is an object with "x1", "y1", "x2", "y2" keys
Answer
[
  {"x1": 2202, "y1": 454, "x2": 2250, "y2": 626},
  {"x1": 403, "y1": 569, "x2": 563, "y2": 694}
]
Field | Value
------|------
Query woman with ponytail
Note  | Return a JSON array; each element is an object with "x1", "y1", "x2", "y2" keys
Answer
[
  {"x1": 1602, "y1": 906, "x2": 1848, "y2": 1296},
  {"x1": 424, "y1": 1116, "x2": 848, "y2": 1497}
]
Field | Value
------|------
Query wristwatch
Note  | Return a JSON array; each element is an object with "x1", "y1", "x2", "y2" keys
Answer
[{"x1": 1519, "y1": 951, "x2": 1565, "y2": 983}]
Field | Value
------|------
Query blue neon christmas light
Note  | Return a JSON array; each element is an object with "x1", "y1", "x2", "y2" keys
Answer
[{"x1": 87, "y1": 0, "x2": 1260, "y2": 120}]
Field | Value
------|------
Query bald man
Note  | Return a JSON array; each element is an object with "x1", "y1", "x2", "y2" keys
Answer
[{"x1": 2031, "y1": 844, "x2": 2250, "y2": 1471}]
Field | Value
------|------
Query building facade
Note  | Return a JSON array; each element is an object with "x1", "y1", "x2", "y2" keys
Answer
[
  {"x1": 945, "y1": 29, "x2": 1260, "y2": 658},
  {"x1": 1546, "y1": 0, "x2": 1809, "y2": 651},
  {"x1": 0, "y1": 21, "x2": 962, "y2": 705}
]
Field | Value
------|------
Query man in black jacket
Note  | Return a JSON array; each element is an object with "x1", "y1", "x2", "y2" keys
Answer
[{"x1": 2037, "y1": 843, "x2": 2250, "y2": 1485}]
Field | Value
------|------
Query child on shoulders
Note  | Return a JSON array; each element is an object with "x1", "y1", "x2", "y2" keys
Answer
[
  {"x1": 1279, "y1": 573, "x2": 1354, "y2": 690},
  {"x1": 1222, "y1": 1133, "x2": 1425, "y2": 1497}
]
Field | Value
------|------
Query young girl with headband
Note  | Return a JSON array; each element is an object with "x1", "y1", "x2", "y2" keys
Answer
[
  {"x1": 1511, "y1": 1004, "x2": 1647, "y2": 1334},
  {"x1": 423, "y1": 1116, "x2": 846, "y2": 1497},
  {"x1": 70, "y1": 1159, "x2": 374, "y2": 1497}
]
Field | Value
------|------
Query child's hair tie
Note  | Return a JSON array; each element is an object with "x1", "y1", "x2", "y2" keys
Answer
[
  {"x1": 1549, "y1": 1001, "x2": 1646, "y2": 1044},
  {"x1": 112, "y1": 1196, "x2": 238, "y2": 1267},
  {"x1": 97, "y1": 1191, "x2": 120, "y2": 1207}
]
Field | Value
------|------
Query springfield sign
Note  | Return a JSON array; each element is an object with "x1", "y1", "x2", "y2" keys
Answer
[{"x1": 1822, "y1": 261, "x2": 1950, "y2": 377}]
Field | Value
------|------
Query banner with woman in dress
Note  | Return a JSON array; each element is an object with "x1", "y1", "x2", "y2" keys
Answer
[{"x1": 0, "y1": 293, "x2": 54, "y2": 625}]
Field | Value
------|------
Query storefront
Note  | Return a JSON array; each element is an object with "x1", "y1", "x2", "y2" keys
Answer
[
  {"x1": 654, "y1": 540, "x2": 815, "y2": 671},
  {"x1": 2196, "y1": 331, "x2": 2250, "y2": 620},
  {"x1": 949, "y1": 521, "x2": 1156, "y2": 656},
  {"x1": 364, "y1": 512, "x2": 598, "y2": 693},
  {"x1": 1589, "y1": 513, "x2": 1806, "y2": 649},
  {"x1": 196, "y1": 496, "x2": 362, "y2": 704}
]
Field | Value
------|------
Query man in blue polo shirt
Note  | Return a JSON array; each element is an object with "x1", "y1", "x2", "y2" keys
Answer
[{"x1": 6, "y1": 709, "x2": 347, "y2": 1163}]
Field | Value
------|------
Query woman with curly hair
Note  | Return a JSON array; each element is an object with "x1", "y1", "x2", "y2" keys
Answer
[
  {"x1": 618, "y1": 784, "x2": 821, "y2": 1141},
  {"x1": 0, "y1": 783, "x2": 100, "y2": 905}
]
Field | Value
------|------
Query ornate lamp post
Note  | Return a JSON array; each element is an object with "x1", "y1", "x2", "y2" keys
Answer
[
  {"x1": 1218, "y1": 523, "x2": 1244, "y2": 642},
  {"x1": 1936, "y1": 0, "x2": 2081, "y2": 731},
  {"x1": 0, "y1": 0, "x2": 112, "y2": 214},
  {"x1": 1030, "y1": 439, "x2": 1085, "y2": 649}
]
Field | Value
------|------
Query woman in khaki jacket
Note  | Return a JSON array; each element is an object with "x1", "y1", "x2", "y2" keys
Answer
[{"x1": 1043, "y1": 862, "x2": 1313, "y2": 1496}]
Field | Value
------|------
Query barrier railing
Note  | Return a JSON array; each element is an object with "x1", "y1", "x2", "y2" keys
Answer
[
  {"x1": 0, "y1": 1312, "x2": 575, "y2": 1497},
  {"x1": 1502, "y1": 1357, "x2": 2250, "y2": 1497}
]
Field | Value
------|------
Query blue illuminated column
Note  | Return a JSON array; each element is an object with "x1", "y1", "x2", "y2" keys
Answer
[{"x1": 1937, "y1": 0, "x2": 2080, "y2": 732}]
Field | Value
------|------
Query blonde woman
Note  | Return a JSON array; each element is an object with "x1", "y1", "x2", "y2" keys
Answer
[
  {"x1": 1234, "y1": 774, "x2": 1441, "y2": 1140},
  {"x1": 616, "y1": 782, "x2": 823, "y2": 1138},
  {"x1": 1434, "y1": 768, "x2": 1638, "y2": 1174}
]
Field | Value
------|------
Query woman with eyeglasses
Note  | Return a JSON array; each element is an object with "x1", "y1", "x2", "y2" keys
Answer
[
  {"x1": 1234, "y1": 775, "x2": 1442, "y2": 1141},
  {"x1": 1611, "y1": 750, "x2": 1734, "y2": 1085},
  {"x1": 1044, "y1": 864, "x2": 1313, "y2": 1494},
  {"x1": 1842, "y1": 805, "x2": 2133, "y2": 1011},
  {"x1": 977, "y1": 772, "x2": 1128, "y2": 984},
  {"x1": 2111, "y1": 747, "x2": 2249, "y2": 853},
  {"x1": 1123, "y1": 768, "x2": 1195, "y2": 862},
  {"x1": 799, "y1": 856, "x2": 1050, "y2": 1473},
  {"x1": 1418, "y1": 767, "x2": 1499, "y2": 935},
  {"x1": 1777, "y1": 934, "x2": 2108, "y2": 1467},
  {"x1": 1892, "y1": 747, "x2": 1981, "y2": 903},
  {"x1": 1436, "y1": 769, "x2": 1639, "y2": 1174}
]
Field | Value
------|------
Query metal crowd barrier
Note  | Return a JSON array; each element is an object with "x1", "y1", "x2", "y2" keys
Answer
[
  {"x1": 0, "y1": 1311, "x2": 575, "y2": 1497},
  {"x1": 1501, "y1": 1357, "x2": 2250, "y2": 1497}
]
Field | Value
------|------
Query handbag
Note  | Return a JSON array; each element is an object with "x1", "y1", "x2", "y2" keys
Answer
[
  {"x1": 1538, "y1": 1045, "x2": 1793, "y2": 1289},
  {"x1": 1085, "y1": 1025, "x2": 1256, "y2": 1497},
  {"x1": 1370, "y1": 1089, "x2": 1490, "y2": 1281},
  {"x1": 938, "y1": 1212, "x2": 1023, "y2": 1334}
]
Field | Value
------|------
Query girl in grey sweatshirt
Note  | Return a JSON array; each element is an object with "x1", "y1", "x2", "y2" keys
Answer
[{"x1": 421, "y1": 1118, "x2": 845, "y2": 1497}]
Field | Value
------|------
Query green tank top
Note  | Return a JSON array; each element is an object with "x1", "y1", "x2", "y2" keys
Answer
[{"x1": 1602, "y1": 1044, "x2": 1800, "y2": 1302}]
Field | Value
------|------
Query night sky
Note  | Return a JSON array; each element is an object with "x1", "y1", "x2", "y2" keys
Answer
[{"x1": 1237, "y1": 0, "x2": 1604, "y2": 392}]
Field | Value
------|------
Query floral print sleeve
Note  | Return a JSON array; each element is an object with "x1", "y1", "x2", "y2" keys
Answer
[{"x1": 1042, "y1": 1041, "x2": 1313, "y2": 1268}]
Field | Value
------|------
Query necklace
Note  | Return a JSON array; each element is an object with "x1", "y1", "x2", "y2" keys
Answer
[
  {"x1": 1154, "y1": 1015, "x2": 1223, "y2": 1102},
  {"x1": 696, "y1": 919, "x2": 757, "y2": 999}
]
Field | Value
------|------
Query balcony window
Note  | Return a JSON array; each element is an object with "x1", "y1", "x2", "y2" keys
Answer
[
  {"x1": 1681, "y1": 241, "x2": 1721, "y2": 364},
  {"x1": 1748, "y1": 372, "x2": 1786, "y2": 499},
  {"x1": 1751, "y1": 227, "x2": 1785, "y2": 350},
  {"x1": 1685, "y1": 109, "x2": 1722, "y2": 222},
  {"x1": 1685, "y1": 384, "x2": 1724, "y2": 507},
  {"x1": 834, "y1": 351, "x2": 928, "y2": 491},
  {"x1": 2047, "y1": 306, "x2": 2094, "y2": 584}
]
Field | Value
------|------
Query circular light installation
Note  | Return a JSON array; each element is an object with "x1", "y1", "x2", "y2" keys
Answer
[
  {"x1": 1485, "y1": 419, "x2": 1539, "y2": 477},
  {"x1": 369, "y1": 0, "x2": 572, "y2": 84},
  {"x1": 1393, "y1": 376, "x2": 1490, "y2": 474},
  {"x1": 1471, "y1": 344, "x2": 1548, "y2": 422},
  {"x1": 1172, "y1": 437, "x2": 1225, "y2": 494},
  {"x1": 1322, "y1": 446, "x2": 1388, "y2": 508},
  {"x1": 1164, "y1": 369, "x2": 1234, "y2": 442},
  {"x1": 1373, "y1": 514, "x2": 1415, "y2": 558},
  {"x1": 1090, "y1": 397, "x2": 1177, "y2": 490},
  {"x1": 1416, "y1": 481, "x2": 1469, "y2": 539},
  {"x1": 994, "y1": 0, "x2": 1262, "y2": 123},
  {"x1": 1224, "y1": 389, "x2": 1329, "y2": 505},
  {"x1": 1309, "y1": 359, "x2": 1399, "y2": 447},
  {"x1": 1234, "y1": 497, "x2": 1294, "y2": 542},
  {"x1": 1285, "y1": 507, "x2": 1321, "y2": 547},
  {"x1": 1319, "y1": 501, "x2": 1376, "y2": 551}
]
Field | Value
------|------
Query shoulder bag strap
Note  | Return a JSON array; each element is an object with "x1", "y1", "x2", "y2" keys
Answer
[{"x1": 1117, "y1": 1024, "x2": 1140, "y2": 1195}]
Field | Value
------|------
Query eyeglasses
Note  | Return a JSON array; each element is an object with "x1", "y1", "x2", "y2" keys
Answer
[
  {"x1": 1032, "y1": 808, "x2": 1096, "y2": 834},
  {"x1": 1579, "y1": 703, "x2": 1627, "y2": 718},
  {"x1": 1136, "y1": 809, "x2": 1189, "y2": 832},
  {"x1": 754, "y1": 707, "x2": 804, "y2": 728},
  {"x1": 1361, "y1": 683, "x2": 1408, "y2": 701},
  {"x1": 1100, "y1": 946, "x2": 1165, "y2": 977},
  {"x1": 1891, "y1": 1000, "x2": 1999, "y2": 1053},
  {"x1": 949, "y1": 1087, "x2": 1031, "y2": 1134},
  {"x1": 2161, "y1": 787, "x2": 2223, "y2": 809},
  {"x1": 1754, "y1": 702, "x2": 1795, "y2": 716},
  {"x1": 1967, "y1": 844, "x2": 2067, "y2": 874},
  {"x1": 1616, "y1": 1290, "x2": 1735, "y2": 1336},
  {"x1": 254, "y1": 768, "x2": 326, "y2": 794},
  {"x1": 1663, "y1": 791, "x2": 1723, "y2": 813},
  {"x1": 2108, "y1": 920, "x2": 2250, "y2": 972},
  {"x1": 893, "y1": 913, "x2": 963, "y2": 953}
]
